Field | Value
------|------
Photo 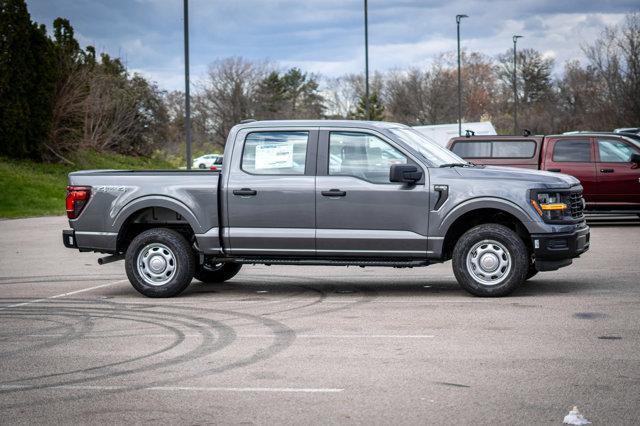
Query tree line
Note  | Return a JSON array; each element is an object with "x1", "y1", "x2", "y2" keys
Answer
[{"x1": 1, "y1": 0, "x2": 638, "y2": 162}]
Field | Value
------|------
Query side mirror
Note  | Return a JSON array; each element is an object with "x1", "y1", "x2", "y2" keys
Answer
[
  {"x1": 390, "y1": 164, "x2": 422, "y2": 184},
  {"x1": 630, "y1": 153, "x2": 640, "y2": 164}
]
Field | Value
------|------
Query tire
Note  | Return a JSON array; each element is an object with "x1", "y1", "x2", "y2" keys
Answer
[
  {"x1": 452, "y1": 224, "x2": 528, "y2": 297},
  {"x1": 194, "y1": 262, "x2": 242, "y2": 284},
  {"x1": 198, "y1": 163, "x2": 206, "y2": 169},
  {"x1": 125, "y1": 228, "x2": 195, "y2": 298}
]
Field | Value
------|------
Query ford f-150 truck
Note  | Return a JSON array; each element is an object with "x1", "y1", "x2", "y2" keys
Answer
[
  {"x1": 447, "y1": 133, "x2": 640, "y2": 215},
  {"x1": 63, "y1": 120, "x2": 590, "y2": 298}
]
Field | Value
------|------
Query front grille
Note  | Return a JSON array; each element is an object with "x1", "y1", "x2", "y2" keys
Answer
[{"x1": 569, "y1": 192, "x2": 584, "y2": 219}]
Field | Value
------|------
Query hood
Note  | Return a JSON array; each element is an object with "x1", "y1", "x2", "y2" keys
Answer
[{"x1": 455, "y1": 165, "x2": 580, "y2": 189}]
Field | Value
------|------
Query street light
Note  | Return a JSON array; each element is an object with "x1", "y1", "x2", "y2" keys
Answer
[
  {"x1": 364, "y1": 0, "x2": 370, "y2": 120},
  {"x1": 456, "y1": 14, "x2": 468, "y2": 136},
  {"x1": 512, "y1": 34, "x2": 523, "y2": 135},
  {"x1": 183, "y1": 0, "x2": 192, "y2": 170}
]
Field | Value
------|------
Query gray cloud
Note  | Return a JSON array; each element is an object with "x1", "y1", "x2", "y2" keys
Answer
[{"x1": 27, "y1": 0, "x2": 637, "y2": 90}]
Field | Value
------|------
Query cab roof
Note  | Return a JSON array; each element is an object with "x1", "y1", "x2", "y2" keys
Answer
[{"x1": 235, "y1": 119, "x2": 408, "y2": 130}]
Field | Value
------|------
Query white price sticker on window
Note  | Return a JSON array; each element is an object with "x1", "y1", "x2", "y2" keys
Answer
[{"x1": 255, "y1": 143, "x2": 294, "y2": 170}]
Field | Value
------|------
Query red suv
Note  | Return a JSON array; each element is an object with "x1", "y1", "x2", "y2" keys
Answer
[{"x1": 447, "y1": 133, "x2": 640, "y2": 214}]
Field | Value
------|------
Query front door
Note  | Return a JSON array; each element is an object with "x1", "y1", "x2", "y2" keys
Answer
[
  {"x1": 595, "y1": 137, "x2": 640, "y2": 207},
  {"x1": 225, "y1": 128, "x2": 318, "y2": 255},
  {"x1": 315, "y1": 130, "x2": 429, "y2": 257}
]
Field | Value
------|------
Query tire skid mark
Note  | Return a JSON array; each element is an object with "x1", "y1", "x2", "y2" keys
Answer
[
  {"x1": 0, "y1": 306, "x2": 235, "y2": 396},
  {"x1": 0, "y1": 313, "x2": 94, "y2": 359},
  {"x1": 0, "y1": 300, "x2": 296, "y2": 411}
]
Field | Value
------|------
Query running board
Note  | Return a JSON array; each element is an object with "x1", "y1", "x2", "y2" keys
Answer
[{"x1": 232, "y1": 258, "x2": 429, "y2": 268}]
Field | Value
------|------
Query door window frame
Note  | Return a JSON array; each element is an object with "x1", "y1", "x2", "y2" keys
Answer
[
  {"x1": 595, "y1": 138, "x2": 639, "y2": 163},
  {"x1": 316, "y1": 128, "x2": 425, "y2": 184},
  {"x1": 549, "y1": 138, "x2": 595, "y2": 163},
  {"x1": 232, "y1": 127, "x2": 319, "y2": 177}
]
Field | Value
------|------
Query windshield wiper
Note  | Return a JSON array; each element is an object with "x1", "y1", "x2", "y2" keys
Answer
[{"x1": 438, "y1": 163, "x2": 472, "y2": 168}]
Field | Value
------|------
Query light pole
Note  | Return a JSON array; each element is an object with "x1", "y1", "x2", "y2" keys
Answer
[
  {"x1": 456, "y1": 14, "x2": 468, "y2": 136},
  {"x1": 364, "y1": 0, "x2": 370, "y2": 120},
  {"x1": 183, "y1": 0, "x2": 192, "y2": 169},
  {"x1": 512, "y1": 34, "x2": 523, "y2": 135}
]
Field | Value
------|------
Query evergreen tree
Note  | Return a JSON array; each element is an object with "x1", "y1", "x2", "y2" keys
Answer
[
  {"x1": 350, "y1": 92, "x2": 385, "y2": 121},
  {"x1": 0, "y1": 0, "x2": 56, "y2": 159}
]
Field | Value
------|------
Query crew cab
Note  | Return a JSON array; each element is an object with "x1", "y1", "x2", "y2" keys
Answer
[
  {"x1": 447, "y1": 133, "x2": 640, "y2": 214},
  {"x1": 63, "y1": 120, "x2": 590, "y2": 298}
]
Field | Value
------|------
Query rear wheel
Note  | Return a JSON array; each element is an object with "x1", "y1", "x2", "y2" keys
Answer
[
  {"x1": 198, "y1": 163, "x2": 206, "y2": 169},
  {"x1": 452, "y1": 224, "x2": 528, "y2": 297},
  {"x1": 194, "y1": 262, "x2": 242, "y2": 284},
  {"x1": 125, "y1": 228, "x2": 195, "y2": 298}
]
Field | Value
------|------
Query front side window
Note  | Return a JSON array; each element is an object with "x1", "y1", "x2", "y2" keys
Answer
[
  {"x1": 552, "y1": 140, "x2": 591, "y2": 162},
  {"x1": 242, "y1": 131, "x2": 308, "y2": 175},
  {"x1": 598, "y1": 139, "x2": 636, "y2": 162},
  {"x1": 329, "y1": 132, "x2": 407, "y2": 183}
]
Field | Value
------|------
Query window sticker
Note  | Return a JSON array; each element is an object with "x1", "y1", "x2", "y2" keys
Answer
[{"x1": 255, "y1": 142, "x2": 294, "y2": 170}]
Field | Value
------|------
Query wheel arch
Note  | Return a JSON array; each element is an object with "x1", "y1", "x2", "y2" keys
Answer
[
  {"x1": 114, "y1": 196, "x2": 202, "y2": 253},
  {"x1": 439, "y1": 199, "x2": 534, "y2": 261}
]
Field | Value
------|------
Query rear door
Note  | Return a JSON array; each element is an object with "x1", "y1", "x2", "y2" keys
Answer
[
  {"x1": 315, "y1": 129, "x2": 429, "y2": 257},
  {"x1": 595, "y1": 137, "x2": 640, "y2": 207},
  {"x1": 542, "y1": 137, "x2": 597, "y2": 203},
  {"x1": 224, "y1": 127, "x2": 318, "y2": 255}
]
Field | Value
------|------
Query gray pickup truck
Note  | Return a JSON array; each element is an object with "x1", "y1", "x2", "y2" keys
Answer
[{"x1": 63, "y1": 120, "x2": 590, "y2": 298}]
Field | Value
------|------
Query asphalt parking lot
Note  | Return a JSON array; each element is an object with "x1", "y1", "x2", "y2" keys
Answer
[{"x1": 0, "y1": 216, "x2": 639, "y2": 424}]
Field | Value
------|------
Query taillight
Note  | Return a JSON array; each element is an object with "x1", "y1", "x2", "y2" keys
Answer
[
  {"x1": 66, "y1": 186, "x2": 91, "y2": 219},
  {"x1": 210, "y1": 165, "x2": 217, "y2": 171}
]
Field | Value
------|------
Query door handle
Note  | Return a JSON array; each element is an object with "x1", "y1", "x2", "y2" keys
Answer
[
  {"x1": 547, "y1": 168, "x2": 561, "y2": 172},
  {"x1": 600, "y1": 168, "x2": 614, "y2": 173},
  {"x1": 321, "y1": 189, "x2": 346, "y2": 197},
  {"x1": 233, "y1": 188, "x2": 257, "y2": 196}
]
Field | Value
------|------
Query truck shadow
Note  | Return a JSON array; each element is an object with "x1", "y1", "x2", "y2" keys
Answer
[{"x1": 179, "y1": 276, "x2": 599, "y2": 300}]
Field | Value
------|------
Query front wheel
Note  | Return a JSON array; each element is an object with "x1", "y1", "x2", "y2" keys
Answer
[
  {"x1": 195, "y1": 262, "x2": 242, "y2": 284},
  {"x1": 452, "y1": 224, "x2": 528, "y2": 297},
  {"x1": 125, "y1": 228, "x2": 195, "y2": 298}
]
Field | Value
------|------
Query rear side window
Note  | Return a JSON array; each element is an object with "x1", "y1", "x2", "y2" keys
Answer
[
  {"x1": 451, "y1": 140, "x2": 535, "y2": 158},
  {"x1": 242, "y1": 131, "x2": 308, "y2": 175},
  {"x1": 552, "y1": 140, "x2": 591, "y2": 162}
]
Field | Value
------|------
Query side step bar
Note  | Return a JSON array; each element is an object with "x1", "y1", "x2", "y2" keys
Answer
[{"x1": 232, "y1": 258, "x2": 429, "y2": 268}]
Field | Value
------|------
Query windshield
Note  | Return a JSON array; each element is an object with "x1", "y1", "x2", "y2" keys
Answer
[{"x1": 388, "y1": 128, "x2": 467, "y2": 166}]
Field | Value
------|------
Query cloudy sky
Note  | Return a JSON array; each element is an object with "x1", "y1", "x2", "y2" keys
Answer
[{"x1": 27, "y1": 0, "x2": 637, "y2": 91}]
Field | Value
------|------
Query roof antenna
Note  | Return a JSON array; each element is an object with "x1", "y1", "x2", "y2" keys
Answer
[
  {"x1": 522, "y1": 129, "x2": 531, "y2": 136},
  {"x1": 464, "y1": 129, "x2": 475, "y2": 138}
]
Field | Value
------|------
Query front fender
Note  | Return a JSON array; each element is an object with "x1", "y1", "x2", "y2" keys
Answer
[{"x1": 437, "y1": 196, "x2": 543, "y2": 236}]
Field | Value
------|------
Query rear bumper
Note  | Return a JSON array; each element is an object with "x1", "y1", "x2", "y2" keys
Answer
[
  {"x1": 62, "y1": 229, "x2": 77, "y2": 248},
  {"x1": 62, "y1": 229, "x2": 117, "y2": 253},
  {"x1": 531, "y1": 225, "x2": 590, "y2": 271}
]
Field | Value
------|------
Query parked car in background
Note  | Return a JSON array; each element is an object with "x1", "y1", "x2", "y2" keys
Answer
[
  {"x1": 614, "y1": 127, "x2": 640, "y2": 135},
  {"x1": 63, "y1": 120, "x2": 589, "y2": 298},
  {"x1": 193, "y1": 154, "x2": 223, "y2": 169},
  {"x1": 447, "y1": 133, "x2": 640, "y2": 215}
]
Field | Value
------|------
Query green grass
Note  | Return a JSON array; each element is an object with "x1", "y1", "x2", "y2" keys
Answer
[{"x1": 0, "y1": 151, "x2": 174, "y2": 219}]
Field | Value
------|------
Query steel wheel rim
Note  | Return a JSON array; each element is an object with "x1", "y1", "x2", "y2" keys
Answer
[
  {"x1": 136, "y1": 243, "x2": 177, "y2": 286},
  {"x1": 466, "y1": 239, "x2": 511, "y2": 286}
]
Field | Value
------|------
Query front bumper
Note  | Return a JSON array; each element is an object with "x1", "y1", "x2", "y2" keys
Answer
[{"x1": 531, "y1": 224, "x2": 590, "y2": 271}]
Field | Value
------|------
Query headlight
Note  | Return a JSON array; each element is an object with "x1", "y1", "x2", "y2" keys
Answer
[{"x1": 530, "y1": 192, "x2": 569, "y2": 222}]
